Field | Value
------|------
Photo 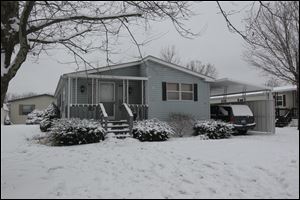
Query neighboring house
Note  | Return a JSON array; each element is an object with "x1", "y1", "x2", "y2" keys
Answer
[
  {"x1": 54, "y1": 55, "x2": 214, "y2": 134},
  {"x1": 1, "y1": 104, "x2": 10, "y2": 125},
  {"x1": 273, "y1": 85, "x2": 298, "y2": 119},
  {"x1": 8, "y1": 94, "x2": 56, "y2": 124}
]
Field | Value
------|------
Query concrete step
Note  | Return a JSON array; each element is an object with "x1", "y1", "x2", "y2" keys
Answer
[
  {"x1": 107, "y1": 128, "x2": 130, "y2": 134},
  {"x1": 111, "y1": 133, "x2": 131, "y2": 139},
  {"x1": 107, "y1": 124, "x2": 129, "y2": 129},
  {"x1": 107, "y1": 120, "x2": 127, "y2": 124}
]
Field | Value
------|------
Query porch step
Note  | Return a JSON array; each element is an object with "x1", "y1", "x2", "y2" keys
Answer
[
  {"x1": 107, "y1": 124, "x2": 129, "y2": 129},
  {"x1": 107, "y1": 128, "x2": 130, "y2": 134},
  {"x1": 111, "y1": 133, "x2": 131, "y2": 139},
  {"x1": 107, "y1": 120, "x2": 127, "y2": 124}
]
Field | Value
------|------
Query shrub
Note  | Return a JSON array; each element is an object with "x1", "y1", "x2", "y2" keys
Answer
[
  {"x1": 193, "y1": 120, "x2": 234, "y2": 139},
  {"x1": 26, "y1": 109, "x2": 45, "y2": 124},
  {"x1": 40, "y1": 118, "x2": 53, "y2": 132},
  {"x1": 169, "y1": 113, "x2": 195, "y2": 137},
  {"x1": 36, "y1": 103, "x2": 60, "y2": 131},
  {"x1": 27, "y1": 103, "x2": 60, "y2": 126},
  {"x1": 43, "y1": 103, "x2": 60, "y2": 119},
  {"x1": 47, "y1": 118, "x2": 105, "y2": 146},
  {"x1": 132, "y1": 118, "x2": 174, "y2": 142}
]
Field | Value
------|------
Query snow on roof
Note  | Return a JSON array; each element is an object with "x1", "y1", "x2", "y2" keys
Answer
[
  {"x1": 272, "y1": 85, "x2": 297, "y2": 92},
  {"x1": 8, "y1": 94, "x2": 54, "y2": 103}
]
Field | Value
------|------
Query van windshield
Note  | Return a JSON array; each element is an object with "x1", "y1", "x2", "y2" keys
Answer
[{"x1": 230, "y1": 105, "x2": 253, "y2": 116}]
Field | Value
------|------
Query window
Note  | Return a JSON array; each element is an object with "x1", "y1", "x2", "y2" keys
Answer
[
  {"x1": 275, "y1": 95, "x2": 285, "y2": 107},
  {"x1": 166, "y1": 83, "x2": 194, "y2": 101},
  {"x1": 181, "y1": 84, "x2": 193, "y2": 100},
  {"x1": 20, "y1": 105, "x2": 35, "y2": 115},
  {"x1": 167, "y1": 83, "x2": 180, "y2": 100}
]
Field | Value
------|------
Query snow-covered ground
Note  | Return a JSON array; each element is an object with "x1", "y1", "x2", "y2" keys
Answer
[{"x1": 1, "y1": 125, "x2": 299, "y2": 199}]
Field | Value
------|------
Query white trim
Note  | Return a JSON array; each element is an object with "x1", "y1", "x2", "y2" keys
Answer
[
  {"x1": 96, "y1": 79, "x2": 98, "y2": 103},
  {"x1": 127, "y1": 80, "x2": 129, "y2": 104},
  {"x1": 67, "y1": 77, "x2": 71, "y2": 119},
  {"x1": 67, "y1": 74, "x2": 148, "y2": 80},
  {"x1": 141, "y1": 80, "x2": 144, "y2": 104},
  {"x1": 123, "y1": 80, "x2": 125, "y2": 103},
  {"x1": 92, "y1": 78, "x2": 94, "y2": 104},
  {"x1": 75, "y1": 77, "x2": 78, "y2": 104}
]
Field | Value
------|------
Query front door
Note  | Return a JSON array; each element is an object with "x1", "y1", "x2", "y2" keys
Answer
[{"x1": 100, "y1": 82, "x2": 115, "y2": 120}]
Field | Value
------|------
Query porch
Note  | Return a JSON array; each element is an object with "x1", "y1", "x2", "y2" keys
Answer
[{"x1": 58, "y1": 74, "x2": 149, "y2": 135}]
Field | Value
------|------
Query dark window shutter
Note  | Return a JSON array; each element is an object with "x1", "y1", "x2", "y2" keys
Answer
[
  {"x1": 19, "y1": 105, "x2": 23, "y2": 115},
  {"x1": 283, "y1": 95, "x2": 286, "y2": 107},
  {"x1": 194, "y1": 84, "x2": 198, "y2": 101},
  {"x1": 162, "y1": 82, "x2": 166, "y2": 101}
]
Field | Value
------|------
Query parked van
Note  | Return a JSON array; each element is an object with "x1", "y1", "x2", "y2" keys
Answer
[{"x1": 211, "y1": 104, "x2": 256, "y2": 134}]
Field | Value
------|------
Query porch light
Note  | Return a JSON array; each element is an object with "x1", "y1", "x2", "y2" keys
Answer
[{"x1": 80, "y1": 85, "x2": 86, "y2": 93}]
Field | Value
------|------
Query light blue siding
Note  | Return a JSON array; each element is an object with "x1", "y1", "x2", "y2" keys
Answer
[{"x1": 144, "y1": 60, "x2": 210, "y2": 121}]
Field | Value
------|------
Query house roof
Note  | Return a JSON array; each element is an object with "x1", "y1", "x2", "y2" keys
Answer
[
  {"x1": 8, "y1": 94, "x2": 54, "y2": 103},
  {"x1": 272, "y1": 85, "x2": 297, "y2": 93},
  {"x1": 62, "y1": 55, "x2": 216, "y2": 82}
]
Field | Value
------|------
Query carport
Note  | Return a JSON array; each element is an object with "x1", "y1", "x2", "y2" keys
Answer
[{"x1": 210, "y1": 78, "x2": 275, "y2": 134}]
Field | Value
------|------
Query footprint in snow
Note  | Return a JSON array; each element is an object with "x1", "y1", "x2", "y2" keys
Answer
[{"x1": 47, "y1": 166, "x2": 64, "y2": 174}]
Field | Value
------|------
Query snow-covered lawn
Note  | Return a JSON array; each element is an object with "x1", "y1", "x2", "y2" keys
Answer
[{"x1": 1, "y1": 125, "x2": 299, "y2": 199}]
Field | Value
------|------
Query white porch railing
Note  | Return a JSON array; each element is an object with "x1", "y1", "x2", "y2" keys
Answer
[
  {"x1": 128, "y1": 104, "x2": 148, "y2": 121},
  {"x1": 99, "y1": 103, "x2": 108, "y2": 131},
  {"x1": 123, "y1": 103, "x2": 134, "y2": 133}
]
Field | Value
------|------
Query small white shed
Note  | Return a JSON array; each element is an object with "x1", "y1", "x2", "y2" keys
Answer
[{"x1": 210, "y1": 78, "x2": 275, "y2": 134}]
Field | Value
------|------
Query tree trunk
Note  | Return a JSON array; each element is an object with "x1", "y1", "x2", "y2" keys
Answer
[
  {"x1": 1, "y1": 77, "x2": 10, "y2": 108},
  {"x1": 1, "y1": 1, "x2": 34, "y2": 108}
]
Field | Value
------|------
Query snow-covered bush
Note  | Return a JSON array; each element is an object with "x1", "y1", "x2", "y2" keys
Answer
[
  {"x1": 43, "y1": 103, "x2": 60, "y2": 120},
  {"x1": 193, "y1": 120, "x2": 234, "y2": 139},
  {"x1": 40, "y1": 118, "x2": 53, "y2": 132},
  {"x1": 132, "y1": 118, "x2": 175, "y2": 142},
  {"x1": 47, "y1": 118, "x2": 105, "y2": 146},
  {"x1": 169, "y1": 113, "x2": 195, "y2": 137},
  {"x1": 27, "y1": 103, "x2": 60, "y2": 125},
  {"x1": 26, "y1": 110, "x2": 45, "y2": 124}
]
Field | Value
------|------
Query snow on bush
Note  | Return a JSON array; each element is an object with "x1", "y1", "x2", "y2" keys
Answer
[
  {"x1": 40, "y1": 118, "x2": 53, "y2": 132},
  {"x1": 43, "y1": 103, "x2": 60, "y2": 119},
  {"x1": 47, "y1": 118, "x2": 105, "y2": 146},
  {"x1": 26, "y1": 109, "x2": 44, "y2": 125},
  {"x1": 39, "y1": 103, "x2": 60, "y2": 132},
  {"x1": 27, "y1": 103, "x2": 60, "y2": 125},
  {"x1": 132, "y1": 118, "x2": 175, "y2": 142},
  {"x1": 193, "y1": 120, "x2": 234, "y2": 139}
]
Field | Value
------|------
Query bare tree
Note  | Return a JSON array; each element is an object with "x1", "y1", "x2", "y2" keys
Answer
[
  {"x1": 265, "y1": 78, "x2": 281, "y2": 88},
  {"x1": 243, "y1": 1, "x2": 299, "y2": 125},
  {"x1": 1, "y1": 1, "x2": 198, "y2": 107},
  {"x1": 159, "y1": 45, "x2": 181, "y2": 64},
  {"x1": 186, "y1": 60, "x2": 218, "y2": 79}
]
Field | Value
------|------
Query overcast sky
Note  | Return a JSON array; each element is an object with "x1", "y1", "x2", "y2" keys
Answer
[{"x1": 7, "y1": 1, "x2": 269, "y2": 95}]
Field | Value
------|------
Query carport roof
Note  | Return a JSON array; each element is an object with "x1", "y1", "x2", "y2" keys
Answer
[{"x1": 210, "y1": 78, "x2": 272, "y2": 97}]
